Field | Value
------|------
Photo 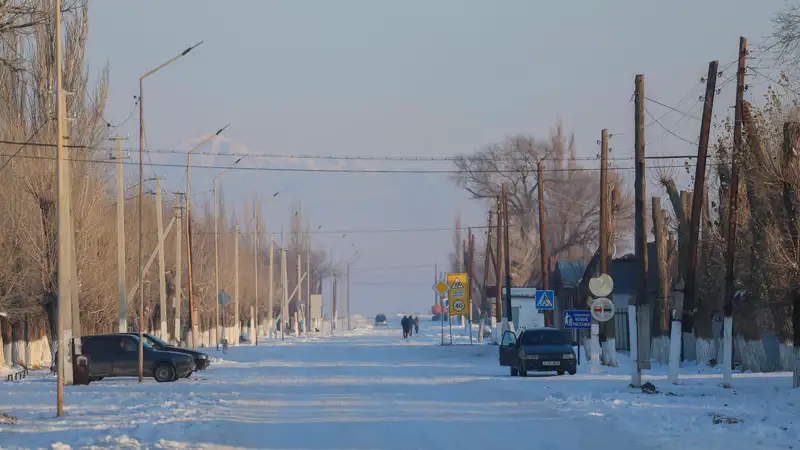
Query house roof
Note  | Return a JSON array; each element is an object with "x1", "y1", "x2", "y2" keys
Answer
[
  {"x1": 551, "y1": 260, "x2": 589, "y2": 291},
  {"x1": 608, "y1": 242, "x2": 661, "y2": 296}
]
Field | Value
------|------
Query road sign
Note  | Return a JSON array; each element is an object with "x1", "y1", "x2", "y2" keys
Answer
[
  {"x1": 534, "y1": 290, "x2": 555, "y2": 310},
  {"x1": 564, "y1": 310, "x2": 592, "y2": 329},
  {"x1": 589, "y1": 273, "x2": 614, "y2": 298},
  {"x1": 433, "y1": 280, "x2": 450, "y2": 296},
  {"x1": 447, "y1": 273, "x2": 469, "y2": 316},
  {"x1": 218, "y1": 290, "x2": 231, "y2": 306},
  {"x1": 590, "y1": 297, "x2": 615, "y2": 322}
]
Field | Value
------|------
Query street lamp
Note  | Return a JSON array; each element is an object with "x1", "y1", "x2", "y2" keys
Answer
[
  {"x1": 252, "y1": 190, "x2": 283, "y2": 345},
  {"x1": 138, "y1": 41, "x2": 203, "y2": 383},
  {"x1": 213, "y1": 158, "x2": 244, "y2": 350}
]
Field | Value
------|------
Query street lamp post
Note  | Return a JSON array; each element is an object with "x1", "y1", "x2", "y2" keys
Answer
[
  {"x1": 185, "y1": 125, "x2": 229, "y2": 351},
  {"x1": 138, "y1": 41, "x2": 202, "y2": 383},
  {"x1": 213, "y1": 158, "x2": 243, "y2": 350}
]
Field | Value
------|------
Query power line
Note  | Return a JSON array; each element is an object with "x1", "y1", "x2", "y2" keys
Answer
[
  {"x1": 644, "y1": 96, "x2": 701, "y2": 121},
  {"x1": 643, "y1": 107, "x2": 698, "y2": 147},
  {"x1": 350, "y1": 264, "x2": 435, "y2": 271},
  {"x1": 0, "y1": 119, "x2": 51, "y2": 173}
]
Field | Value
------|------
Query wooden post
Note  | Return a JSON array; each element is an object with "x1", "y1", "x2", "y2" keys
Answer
[
  {"x1": 174, "y1": 197, "x2": 182, "y2": 343},
  {"x1": 537, "y1": 160, "x2": 550, "y2": 326},
  {"x1": 633, "y1": 75, "x2": 647, "y2": 386},
  {"x1": 502, "y1": 185, "x2": 513, "y2": 330},
  {"x1": 156, "y1": 177, "x2": 168, "y2": 340},
  {"x1": 685, "y1": 60, "x2": 719, "y2": 329},
  {"x1": 494, "y1": 196, "x2": 503, "y2": 339},
  {"x1": 723, "y1": 37, "x2": 747, "y2": 388}
]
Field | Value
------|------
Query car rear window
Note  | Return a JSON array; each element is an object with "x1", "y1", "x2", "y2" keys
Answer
[{"x1": 520, "y1": 330, "x2": 569, "y2": 346}]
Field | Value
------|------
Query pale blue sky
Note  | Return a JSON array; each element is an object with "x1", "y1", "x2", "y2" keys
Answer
[{"x1": 86, "y1": 0, "x2": 786, "y2": 317}]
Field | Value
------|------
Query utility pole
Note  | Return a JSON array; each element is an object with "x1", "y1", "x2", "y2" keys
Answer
[
  {"x1": 502, "y1": 185, "x2": 513, "y2": 332},
  {"x1": 306, "y1": 249, "x2": 311, "y2": 334},
  {"x1": 281, "y1": 248, "x2": 288, "y2": 341},
  {"x1": 494, "y1": 196, "x2": 503, "y2": 341},
  {"x1": 64, "y1": 106, "x2": 81, "y2": 362},
  {"x1": 686, "y1": 60, "x2": 719, "y2": 343},
  {"x1": 332, "y1": 272, "x2": 337, "y2": 334},
  {"x1": 480, "y1": 210, "x2": 492, "y2": 344},
  {"x1": 155, "y1": 177, "x2": 167, "y2": 340},
  {"x1": 173, "y1": 196, "x2": 182, "y2": 343},
  {"x1": 234, "y1": 224, "x2": 240, "y2": 345},
  {"x1": 724, "y1": 38, "x2": 747, "y2": 388},
  {"x1": 186, "y1": 204, "x2": 197, "y2": 350},
  {"x1": 784, "y1": 123, "x2": 800, "y2": 389},
  {"x1": 297, "y1": 252, "x2": 303, "y2": 333},
  {"x1": 633, "y1": 76, "x2": 647, "y2": 387},
  {"x1": 213, "y1": 179, "x2": 220, "y2": 349},
  {"x1": 600, "y1": 129, "x2": 609, "y2": 276},
  {"x1": 55, "y1": 0, "x2": 70, "y2": 414},
  {"x1": 537, "y1": 160, "x2": 550, "y2": 326},
  {"x1": 253, "y1": 211, "x2": 259, "y2": 345},
  {"x1": 346, "y1": 262, "x2": 352, "y2": 331},
  {"x1": 467, "y1": 230, "x2": 475, "y2": 344},
  {"x1": 114, "y1": 136, "x2": 127, "y2": 333},
  {"x1": 268, "y1": 233, "x2": 274, "y2": 338}
]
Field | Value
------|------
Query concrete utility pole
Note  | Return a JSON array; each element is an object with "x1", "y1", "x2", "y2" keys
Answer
[
  {"x1": 253, "y1": 211, "x2": 259, "y2": 345},
  {"x1": 186, "y1": 205, "x2": 197, "y2": 350},
  {"x1": 633, "y1": 76, "x2": 648, "y2": 387},
  {"x1": 214, "y1": 180, "x2": 220, "y2": 349},
  {"x1": 346, "y1": 262, "x2": 351, "y2": 331},
  {"x1": 502, "y1": 185, "x2": 513, "y2": 332},
  {"x1": 64, "y1": 93, "x2": 81, "y2": 358},
  {"x1": 281, "y1": 248, "x2": 288, "y2": 340},
  {"x1": 155, "y1": 177, "x2": 167, "y2": 340},
  {"x1": 114, "y1": 136, "x2": 127, "y2": 333},
  {"x1": 174, "y1": 196, "x2": 182, "y2": 343},
  {"x1": 467, "y1": 230, "x2": 475, "y2": 344},
  {"x1": 494, "y1": 196, "x2": 503, "y2": 341},
  {"x1": 234, "y1": 224, "x2": 240, "y2": 345},
  {"x1": 537, "y1": 160, "x2": 550, "y2": 326},
  {"x1": 332, "y1": 272, "x2": 337, "y2": 335},
  {"x1": 268, "y1": 233, "x2": 274, "y2": 338},
  {"x1": 724, "y1": 37, "x2": 747, "y2": 388},
  {"x1": 56, "y1": 0, "x2": 72, "y2": 414}
]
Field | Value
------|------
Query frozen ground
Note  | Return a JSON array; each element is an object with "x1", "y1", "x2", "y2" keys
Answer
[{"x1": 0, "y1": 318, "x2": 798, "y2": 450}]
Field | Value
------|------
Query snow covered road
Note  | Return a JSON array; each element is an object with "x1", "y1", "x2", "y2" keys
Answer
[{"x1": 1, "y1": 320, "x2": 798, "y2": 449}]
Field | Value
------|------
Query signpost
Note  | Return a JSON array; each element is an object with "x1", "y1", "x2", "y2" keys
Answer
[
  {"x1": 446, "y1": 273, "x2": 469, "y2": 316},
  {"x1": 588, "y1": 274, "x2": 614, "y2": 374},
  {"x1": 564, "y1": 310, "x2": 592, "y2": 329},
  {"x1": 590, "y1": 297, "x2": 615, "y2": 322},
  {"x1": 534, "y1": 290, "x2": 555, "y2": 310},
  {"x1": 433, "y1": 280, "x2": 449, "y2": 346}
]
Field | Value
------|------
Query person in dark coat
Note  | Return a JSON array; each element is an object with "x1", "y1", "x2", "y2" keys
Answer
[
  {"x1": 401, "y1": 315, "x2": 409, "y2": 339},
  {"x1": 407, "y1": 315, "x2": 413, "y2": 337},
  {"x1": 414, "y1": 316, "x2": 420, "y2": 334}
]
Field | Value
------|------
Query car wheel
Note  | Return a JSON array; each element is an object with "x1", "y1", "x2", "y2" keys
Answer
[
  {"x1": 519, "y1": 368, "x2": 528, "y2": 377},
  {"x1": 557, "y1": 370, "x2": 565, "y2": 376},
  {"x1": 568, "y1": 370, "x2": 576, "y2": 375},
  {"x1": 89, "y1": 376, "x2": 104, "y2": 382},
  {"x1": 183, "y1": 371, "x2": 192, "y2": 379},
  {"x1": 510, "y1": 367, "x2": 518, "y2": 376},
  {"x1": 153, "y1": 363, "x2": 176, "y2": 383}
]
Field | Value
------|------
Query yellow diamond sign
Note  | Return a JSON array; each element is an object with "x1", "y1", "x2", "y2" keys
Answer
[{"x1": 433, "y1": 280, "x2": 450, "y2": 296}]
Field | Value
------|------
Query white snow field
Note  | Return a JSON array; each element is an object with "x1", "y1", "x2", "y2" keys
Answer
[{"x1": 1, "y1": 318, "x2": 798, "y2": 450}]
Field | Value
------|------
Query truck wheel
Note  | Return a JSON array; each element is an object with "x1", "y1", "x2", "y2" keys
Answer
[
  {"x1": 154, "y1": 363, "x2": 176, "y2": 383},
  {"x1": 519, "y1": 368, "x2": 528, "y2": 377},
  {"x1": 568, "y1": 370, "x2": 576, "y2": 375},
  {"x1": 510, "y1": 367, "x2": 518, "y2": 376},
  {"x1": 557, "y1": 370, "x2": 565, "y2": 376}
]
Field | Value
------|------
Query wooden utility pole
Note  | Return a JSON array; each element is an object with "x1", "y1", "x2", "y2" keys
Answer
[
  {"x1": 213, "y1": 180, "x2": 220, "y2": 349},
  {"x1": 234, "y1": 224, "x2": 240, "y2": 345},
  {"x1": 114, "y1": 136, "x2": 127, "y2": 333},
  {"x1": 502, "y1": 184, "x2": 513, "y2": 330},
  {"x1": 186, "y1": 206, "x2": 197, "y2": 350},
  {"x1": 480, "y1": 210, "x2": 492, "y2": 344},
  {"x1": 782, "y1": 123, "x2": 800, "y2": 388},
  {"x1": 537, "y1": 160, "x2": 550, "y2": 326},
  {"x1": 494, "y1": 196, "x2": 503, "y2": 335},
  {"x1": 174, "y1": 197, "x2": 182, "y2": 342},
  {"x1": 268, "y1": 233, "x2": 274, "y2": 338},
  {"x1": 297, "y1": 252, "x2": 303, "y2": 332},
  {"x1": 633, "y1": 75, "x2": 647, "y2": 386},
  {"x1": 253, "y1": 211, "x2": 259, "y2": 345},
  {"x1": 306, "y1": 249, "x2": 311, "y2": 334},
  {"x1": 724, "y1": 37, "x2": 747, "y2": 387},
  {"x1": 686, "y1": 60, "x2": 719, "y2": 329},
  {"x1": 155, "y1": 177, "x2": 167, "y2": 340},
  {"x1": 467, "y1": 230, "x2": 475, "y2": 344},
  {"x1": 281, "y1": 248, "x2": 288, "y2": 340},
  {"x1": 600, "y1": 129, "x2": 609, "y2": 275}
]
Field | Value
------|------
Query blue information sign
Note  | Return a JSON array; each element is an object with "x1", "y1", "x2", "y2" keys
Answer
[{"x1": 564, "y1": 310, "x2": 591, "y2": 329}]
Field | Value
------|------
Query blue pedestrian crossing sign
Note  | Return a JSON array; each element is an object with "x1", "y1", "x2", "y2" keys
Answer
[{"x1": 535, "y1": 290, "x2": 555, "y2": 310}]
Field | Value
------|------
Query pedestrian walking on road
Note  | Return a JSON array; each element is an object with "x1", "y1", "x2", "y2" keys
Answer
[
  {"x1": 401, "y1": 315, "x2": 409, "y2": 339},
  {"x1": 407, "y1": 315, "x2": 413, "y2": 337},
  {"x1": 414, "y1": 316, "x2": 420, "y2": 334}
]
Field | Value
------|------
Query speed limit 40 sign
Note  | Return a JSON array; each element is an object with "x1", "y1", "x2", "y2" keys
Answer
[{"x1": 447, "y1": 273, "x2": 469, "y2": 316}]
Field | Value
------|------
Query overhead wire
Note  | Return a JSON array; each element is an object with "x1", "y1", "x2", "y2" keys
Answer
[{"x1": 0, "y1": 119, "x2": 51, "y2": 173}]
